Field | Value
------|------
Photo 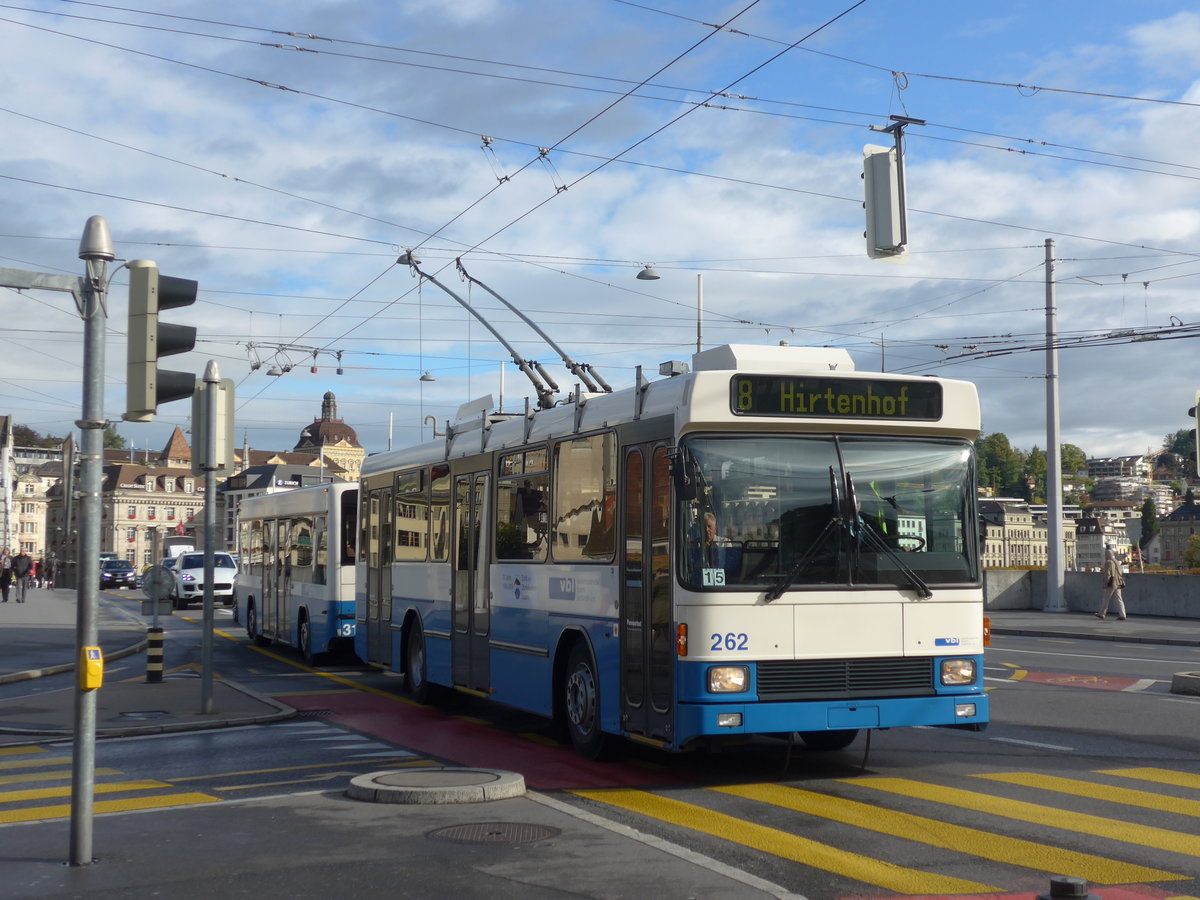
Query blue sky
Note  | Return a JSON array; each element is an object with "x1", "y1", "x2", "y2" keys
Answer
[{"x1": 3, "y1": 1, "x2": 1200, "y2": 461}]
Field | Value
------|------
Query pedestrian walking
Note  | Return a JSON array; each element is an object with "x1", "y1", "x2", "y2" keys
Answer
[
  {"x1": 0, "y1": 548, "x2": 11, "y2": 602},
  {"x1": 1094, "y1": 546, "x2": 1127, "y2": 621},
  {"x1": 44, "y1": 557, "x2": 56, "y2": 589},
  {"x1": 12, "y1": 549, "x2": 34, "y2": 603}
]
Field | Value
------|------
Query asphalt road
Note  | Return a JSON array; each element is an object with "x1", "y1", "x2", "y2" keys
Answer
[{"x1": 2, "y1": 595, "x2": 1198, "y2": 900}]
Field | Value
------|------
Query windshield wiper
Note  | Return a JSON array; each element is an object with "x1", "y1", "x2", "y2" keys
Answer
[
  {"x1": 765, "y1": 466, "x2": 844, "y2": 602},
  {"x1": 845, "y1": 471, "x2": 933, "y2": 599}
]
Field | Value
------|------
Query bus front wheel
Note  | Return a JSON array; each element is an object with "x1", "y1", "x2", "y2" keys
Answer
[
  {"x1": 797, "y1": 729, "x2": 859, "y2": 751},
  {"x1": 405, "y1": 623, "x2": 432, "y2": 704},
  {"x1": 563, "y1": 642, "x2": 610, "y2": 760}
]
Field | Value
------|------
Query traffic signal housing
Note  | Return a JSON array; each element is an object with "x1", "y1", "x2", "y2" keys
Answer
[
  {"x1": 1191, "y1": 390, "x2": 1200, "y2": 476},
  {"x1": 863, "y1": 143, "x2": 907, "y2": 262},
  {"x1": 126, "y1": 259, "x2": 198, "y2": 422}
]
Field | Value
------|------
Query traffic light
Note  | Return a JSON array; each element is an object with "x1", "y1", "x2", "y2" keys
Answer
[
  {"x1": 863, "y1": 143, "x2": 907, "y2": 262},
  {"x1": 1191, "y1": 390, "x2": 1200, "y2": 476},
  {"x1": 126, "y1": 259, "x2": 198, "y2": 423}
]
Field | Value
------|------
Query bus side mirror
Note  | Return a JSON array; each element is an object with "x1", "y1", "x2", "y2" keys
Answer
[{"x1": 668, "y1": 448, "x2": 699, "y2": 501}]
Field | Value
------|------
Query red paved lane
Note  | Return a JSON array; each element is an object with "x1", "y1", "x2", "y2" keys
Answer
[
  {"x1": 285, "y1": 691, "x2": 694, "y2": 790},
  {"x1": 1018, "y1": 671, "x2": 1141, "y2": 691}
]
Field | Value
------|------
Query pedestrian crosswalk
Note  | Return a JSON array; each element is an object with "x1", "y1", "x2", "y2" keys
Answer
[
  {"x1": 0, "y1": 745, "x2": 222, "y2": 825},
  {"x1": 0, "y1": 725, "x2": 433, "y2": 826},
  {"x1": 572, "y1": 765, "x2": 1200, "y2": 897}
]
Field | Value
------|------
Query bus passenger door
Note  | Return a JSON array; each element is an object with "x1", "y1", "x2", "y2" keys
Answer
[
  {"x1": 620, "y1": 444, "x2": 673, "y2": 742},
  {"x1": 452, "y1": 471, "x2": 491, "y2": 692},
  {"x1": 366, "y1": 487, "x2": 393, "y2": 666}
]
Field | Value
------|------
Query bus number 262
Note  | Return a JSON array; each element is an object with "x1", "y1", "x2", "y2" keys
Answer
[{"x1": 710, "y1": 632, "x2": 749, "y2": 651}]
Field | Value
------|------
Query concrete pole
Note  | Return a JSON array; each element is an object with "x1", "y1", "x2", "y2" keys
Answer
[
  {"x1": 200, "y1": 361, "x2": 219, "y2": 714},
  {"x1": 1043, "y1": 239, "x2": 1067, "y2": 611}
]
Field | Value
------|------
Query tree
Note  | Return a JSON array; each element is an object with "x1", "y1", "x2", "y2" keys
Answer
[
  {"x1": 976, "y1": 433, "x2": 1028, "y2": 498},
  {"x1": 1060, "y1": 443, "x2": 1087, "y2": 477},
  {"x1": 11, "y1": 424, "x2": 62, "y2": 448},
  {"x1": 1185, "y1": 534, "x2": 1200, "y2": 569},
  {"x1": 1163, "y1": 429, "x2": 1195, "y2": 477},
  {"x1": 102, "y1": 424, "x2": 126, "y2": 449},
  {"x1": 1139, "y1": 497, "x2": 1159, "y2": 547},
  {"x1": 1026, "y1": 446, "x2": 1047, "y2": 503}
]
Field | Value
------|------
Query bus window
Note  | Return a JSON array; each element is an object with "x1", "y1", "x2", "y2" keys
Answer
[
  {"x1": 552, "y1": 432, "x2": 616, "y2": 562},
  {"x1": 314, "y1": 515, "x2": 327, "y2": 585},
  {"x1": 496, "y1": 449, "x2": 548, "y2": 561},
  {"x1": 430, "y1": 465, "x2": 450, "y2": 561},
  {"x1": 395, "y1": 469, "x2": 429, "y2": 561},
  {"x1": 341, "y1": 488, "x2": 358, "y2": 567}
]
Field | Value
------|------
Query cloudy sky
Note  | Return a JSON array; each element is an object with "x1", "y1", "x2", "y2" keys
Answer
[{"x1": 3, "y1": 1, "x2": 1200, "y2": 461}]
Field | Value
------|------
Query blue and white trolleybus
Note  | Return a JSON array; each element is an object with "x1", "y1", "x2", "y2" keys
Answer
[{"x1": 355, "y1": 343, "x2": 988, "y2": 757}]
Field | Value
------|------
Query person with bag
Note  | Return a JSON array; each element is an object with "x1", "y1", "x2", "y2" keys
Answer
[{"x1": 1094, "y1": 546, "x2": 1127, "y2": 621}]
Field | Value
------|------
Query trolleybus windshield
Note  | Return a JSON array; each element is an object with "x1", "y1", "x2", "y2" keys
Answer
[{"x1": 679, "y1": 435, "x2": 976, "y2": 592}]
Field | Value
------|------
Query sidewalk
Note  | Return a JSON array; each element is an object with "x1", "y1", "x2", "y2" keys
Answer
[
  {"x1": 0, "y1": 586, "x2": 292, "y2": 740},
  {"x1": 987, "y1": 606, "x2": 1200, "y2": 646}
]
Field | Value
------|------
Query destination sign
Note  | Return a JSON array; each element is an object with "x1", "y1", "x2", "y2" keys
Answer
[{"x1": 731, "y1": 374, "x2": 942, "y2": 420}]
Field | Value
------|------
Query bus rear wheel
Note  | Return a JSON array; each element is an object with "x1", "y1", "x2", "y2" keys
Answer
[
  {"x1": 299, "y1": 615, "x2": 317, "y2": 666},
  {"x1": 797, "y1": 729, "x2": 859, "y2": 751},
  {"x1": 247, "y1": 602, "x2": 269, "y2": 647},
  {"x1": 405, "y1": 623, "x2": 432, "y2": 704},
  {"x1": 563, "y1": 642, "x2": 610, "y2": 760}
]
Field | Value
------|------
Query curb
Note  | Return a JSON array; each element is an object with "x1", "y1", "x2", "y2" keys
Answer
[
  {"x1": 0, "y1": 634, "x2": 148, "y2": 686},
  {"x1": 988, "y1": 626, "x2": 1200, "y2": 648},
  {"x1": 1170, "y1": 672, "x2": 1200, "y2": 696},
  {"x1": 347, "y1": 768, "x2": 526, "y2": 804},
  {"x1": 0, "y1": 676, "x2": 296, "y2": 739}
]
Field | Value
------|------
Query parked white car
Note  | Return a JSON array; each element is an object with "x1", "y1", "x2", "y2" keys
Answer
[{"x1": 171, "y1": 551, "x2": 238, "y2": 608}]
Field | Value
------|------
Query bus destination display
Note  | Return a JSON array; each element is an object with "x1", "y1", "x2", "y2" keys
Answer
[{"x1": 732, "y1": 374, "x2": 942, "y2": 420}]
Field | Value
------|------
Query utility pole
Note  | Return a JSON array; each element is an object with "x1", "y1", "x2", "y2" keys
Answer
[
  {"x1": 1044, "y1": 239, "x2": 1067, "y2": 611},
  {"x1": 0, "y1": 216, "x2": 114, "y2": 866}
]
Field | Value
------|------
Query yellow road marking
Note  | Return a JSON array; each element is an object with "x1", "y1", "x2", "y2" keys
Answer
[
  {"x1": 0, "y1": 755, "x2": 72, "y2": 771},
  {"x1": 166, "y1": 758, "x2": 425, "y2": 782},
  {"x1": 0, "y1": 780, "x2": 169, "y2": 803},
  {"x1": 0, "y1": 768, "x2": 121, "y2": 786},
  {"x1": 716, "y1": 783, "x2": 1182, "y2": 886},
  {"x1": 0, "y1": 746, "x2": 47, "y2": 757},
  {"x1": 849, "y1": 777, "x2": 1200, "y2": 859},
  {"x1": 571, "y1": 788, "x2": 999, "y2": 895},
  {"x1": 976, "y1": 771, "x2": 1200, "y2": 818},
  {"x1": 0, "y1": 792, "x2": 220, "y2": 825},
  {"x1": 1101, "y1": 768, "x2": 1200, "y2": 791},
  {"x1": 520, "y1": 732, "x2": 562, "y2": 746}
]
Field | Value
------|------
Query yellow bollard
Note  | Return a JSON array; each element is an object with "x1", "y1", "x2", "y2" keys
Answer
[{"x1": 146, "y1": 627, "x2": 164, "y2": 683}]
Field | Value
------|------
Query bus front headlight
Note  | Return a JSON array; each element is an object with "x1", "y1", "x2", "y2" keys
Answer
[
  {"x1": 940, "y1": 658, "x2": 976, "y2": 685},
  {"x1": 708, "y1": 666, "x2": 749, "y2": 693}
]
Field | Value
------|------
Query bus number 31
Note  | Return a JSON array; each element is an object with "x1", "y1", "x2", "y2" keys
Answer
[{"x1": 710, "y1": 632, "x2": 749, "y2": 651}]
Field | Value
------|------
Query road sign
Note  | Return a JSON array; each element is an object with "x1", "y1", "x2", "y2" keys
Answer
[{"x1": 141, "y1": 564, "x2": 173, "y2": 600}]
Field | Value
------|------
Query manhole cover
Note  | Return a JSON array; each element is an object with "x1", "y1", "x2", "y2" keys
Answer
[
  {"x1": 427, "y1": 823, "x2": 559, "y2": 845},
  {"x1": 116, "y1": 710, "x2": 170, "y2": 720}
]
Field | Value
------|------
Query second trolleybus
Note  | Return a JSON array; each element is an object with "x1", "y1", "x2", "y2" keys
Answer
[
  {"x1": 354, "y1": 343, "x2": 988, "y2": 757},
  {"x1": 236, "y1": 482, "x2": 359, "y2": 665}
]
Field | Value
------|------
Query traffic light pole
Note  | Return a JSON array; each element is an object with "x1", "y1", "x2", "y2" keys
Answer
[
  {"x1": 0, "y1": 217, "x2": 114, "y2": 866},
  {"x1": 69, "y1": 244, "x2": 108, "y2": 865}
]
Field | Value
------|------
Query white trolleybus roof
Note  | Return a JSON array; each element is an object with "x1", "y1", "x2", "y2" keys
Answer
[{"x1": 361, "y1": 343, "x2": 981, "y2": 479}]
